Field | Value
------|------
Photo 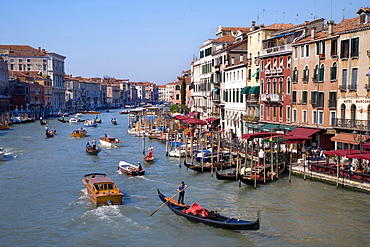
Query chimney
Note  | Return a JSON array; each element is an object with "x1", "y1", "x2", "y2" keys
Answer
[
  {"x1": 250, "y1": 21, "x2": 256, "y2": 31},
  {"x1": 311, "y1": 27, "x2": 316, "y2": 39},
  {"x1": 327, "y1": 21, "x2": 334, "y2": 35},
  {"x1": 38, "y1": 47, "x2": 41, "y2": 51}
]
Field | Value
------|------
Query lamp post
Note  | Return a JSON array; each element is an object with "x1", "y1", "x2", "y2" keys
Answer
[{"x1": 352, "y1": 125, "x2": 369, "y2": 154}]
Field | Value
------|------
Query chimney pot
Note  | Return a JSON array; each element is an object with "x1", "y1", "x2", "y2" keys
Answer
[
  {"x1": 311, "y1": 27, "x2": 316, "y2": 39},
  {"x1": 327, "y1": 20, "x2": 334, "y2": 35}
]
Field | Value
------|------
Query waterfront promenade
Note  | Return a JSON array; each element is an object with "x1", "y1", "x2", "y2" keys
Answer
[{"x1": 290, "y1": 162, "x2": 370, "y2": 192}]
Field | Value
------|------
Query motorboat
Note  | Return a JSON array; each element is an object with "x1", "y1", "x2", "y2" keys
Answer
[
  {"x1": 70, "y1": 128, "x2": 87, "y2": 138},
  {"x1": 118, "y1": 161, "x2": 145, "y2": 176},
  {"x1": 99, "y1": 136, "x2": 122, "y2": 147},
  {"x1": 82, "y1": 173, "x2": 123, "y2": 206},
  {"x1": 69, "y1": 117, "x2": 78, "y2": 124}
]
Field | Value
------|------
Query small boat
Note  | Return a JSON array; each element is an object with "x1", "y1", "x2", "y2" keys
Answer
[
  {"x1": 156, "y1": 189, "x2": 260, "y2": 230},
  {"x1": 111, "y1": 118, "x2": 117, "y2": 125},
  {"x1": 39, "y1": 119, "x2": 48, "y2": 125},
  {"x1": 0, "y1": 147, "x2": 5, "y2": 160},
  {"x1": 45, "y1": 129, "x2": 56, "y2": 138},
  {"x1": 58, "y1": 118, "x2": 69, "y2": 123},
  {"x1": 86, "y1": 142, "x2": 101, "y2": 155},
  {"x1": 95, "y1": 118, "x2": 101, "y2": 124},
  {"x1": 82, "y1": 173, "x2": 123, "y2": 206},
  {"x1": 144, "y1": 150, "x2": 154, "y2": 162},
  {"x1": 70, "y1": 128, "x2": 87, "y2": 138},
  {"x1": 84, "y1": 120, "x2": 98, "y2": 127},
  {"x1": 216, "y1": 171, "x2": 238, "y2": 181},
  {"x1": 69, "y1": 117, "x2": 78, "y2": 124},
  {"x1": 119, "y1": 110, "x2": 129, "y2": 114},
  {"x1": 118, "y1": 161, "x2": 145, "y2": 176},
  {"x1": 99, "y1": 136, "x2": 122, "y2": 147},
  {"x1": 184, "y1": 160, "x2": 236, "y2": 172},
  {"x1": 82, "y1": 110, "x2": 100, "y2": 114},
  {"x1": 239, "y1": 164, "x2": 285, "y2": 186}
]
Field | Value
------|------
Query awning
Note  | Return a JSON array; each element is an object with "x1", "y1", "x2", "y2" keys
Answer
[
  {"x1": 245, "y1": 123, "x2": 262, "y2": 129},
  {"x1": 260, "y1": 123, "x2": 280, "y2": 132},
  {"x1": 278, "y1": 125, "x2": 296, "y2": 131},
  {"x1": 188, "y1": 111, "x2": 198, "y2": 117},
  {"x1": 324, "y1": 149, "x2": 368, "y2": 156},
  {"x1": 241, "y1": 86, "x2": 251, "y2": 94},
  {"x1": 363, "y1": 142, "x2": 370, "y2": 149},
  {"x1": 330, "y1": 133, "x2": 360, "y2": 145},
  {"x1": 288, "y1": 127, "x2": 320, "y2": 137},
  {"x1": 249, "y1": 86, "x2": 260, "y2": 94},
  {"x1": 252, "y1": 69, "x2": 260, "y2": 77},
  {"x1": 242, "y1": 132, "x2": 283, "y2": 140},
  {"x1": 183, "y1": 118, "x2": 207, "y2": 125},
  {"x1": 346, "y1": 152, "x2": 370, "y2": 160},
  {"x1": 173, "y1": 115, "x2": 190, "y2": 120},
  {"x1": 205, "y1": 117, "x2": 219, "y2": 122}
]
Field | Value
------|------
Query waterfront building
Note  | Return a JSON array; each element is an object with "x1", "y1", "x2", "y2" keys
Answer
[
  {"x1": 260, "y1": 19, "x2": 324, "y2": 134},
  {"x1": 47, "y1": 51, "x2": 66, "y2": 113},
  {"x1": 157, "y1": 85, "x2": 166, "y2": 103},
  {"x1": 0, "y1": 59, "x2": 10, "y2": 115}
]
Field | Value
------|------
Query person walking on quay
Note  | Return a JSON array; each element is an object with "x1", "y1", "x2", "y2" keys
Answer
[{"x1": 177, "y1": 181, "x2": 188, "y2": 205}]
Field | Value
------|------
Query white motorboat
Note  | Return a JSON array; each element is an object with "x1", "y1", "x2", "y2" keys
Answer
[
  {"x1": 99, "y1": 136, "x2": 122, "y2": 147},
  {"x1": 0, "y1": 147, "x2": 5, "y2": 160},
  {"x1": 69, "y1": 117, "x2": 78, "y2": 124}
]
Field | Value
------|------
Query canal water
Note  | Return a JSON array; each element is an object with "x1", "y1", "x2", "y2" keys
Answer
[{"x1": 0, "y1": 111, "x2": 369, "y2": 247}]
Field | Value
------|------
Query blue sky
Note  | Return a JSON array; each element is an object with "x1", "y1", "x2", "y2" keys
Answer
[{"x1": 1, "y1": 0, "x2": 369, "y2": 85}]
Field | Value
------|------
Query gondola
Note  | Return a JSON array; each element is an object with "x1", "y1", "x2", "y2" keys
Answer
[
  {"x1": 85, "y1": 142, "x2": 101, "y2": 155},
  {"x1": 156, "y1": 189, "x2": 260, "y2": 230},
  {"x1": 45, "y1": 130, "x2": 56, "y2": 138},
  {"x1": 111, "y1": 119, "x2": 117, "y2": 125},
  {"x1": 40, "y1": 119, "x2": 48, "y2": 125},
  {"x1": 183, "y1": 160, "x2": 236, "y2": 172},
  {"x1": 215, "y1": 171, "x2": 237, "y2": 181},
  {"x1": 238, "y1": 163, "x2": 285, "y2": 186},
  {"x1": 57, "y1": 118, "x2": 69, "y2": 123}
]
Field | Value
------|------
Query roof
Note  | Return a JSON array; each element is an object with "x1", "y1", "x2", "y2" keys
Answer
[
  {"x1": 330, "y1": 133, "x2": 360, "y2": 145},
  {"x1": 88, "y1": 176, "x2": 114, "y2": 184},
  {"x1": 263, "y1": 23, "x2": 295, "y2": 31},
  {"x1": 0, "y1": 45, "x2": 48, "y2": 57}
]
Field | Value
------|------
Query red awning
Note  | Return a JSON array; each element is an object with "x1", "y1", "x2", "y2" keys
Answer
[
  {"x1": 330, "y1": 133, "x2": 359, "y2": 145},
  {"x1": 288, "y1": 127, "x2": 320, "y2": 137},
  {"x1": 346, "y1": 152, "x2": 370, "y2": 160},
  {"x1": 284, "y1": 134, "x2": 312, "y2": 144},
  {"x1": 205, "y1": 117, "x2": 219, "y2": 122},
  {"x1": 242, "y1": 132, "x2": 281, "y2": 139},
  {"x1": 362, "y1": 142, "x2": 370, "y2": 149},
  {"x1": 183, "y1": 118, "x2": 207, "y2": 125},
  {"x1": 173, "y1": 115, "x2": 190, "y2": 120},
  {"x1": 323, "y1": 149, "x2": 368, "y2": 156},
  {"x1": 188, "y1": 111, "x2": 199, "y2": 117}
]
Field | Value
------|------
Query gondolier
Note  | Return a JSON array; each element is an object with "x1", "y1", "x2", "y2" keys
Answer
[{"x1": 177, "y1": 181, "x2": 188, "y2": 205}]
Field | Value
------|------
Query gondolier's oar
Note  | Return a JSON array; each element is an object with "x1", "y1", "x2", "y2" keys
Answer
[{"x1": 149, "y1": 189, "x2": 184, "y2": 216}]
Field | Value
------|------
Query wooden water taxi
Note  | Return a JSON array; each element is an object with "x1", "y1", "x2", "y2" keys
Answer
[
  {"x1": 82, "y1": 173, "x2": 123, "y2": 206},
  {"x1": 0, "y1": 123, "x2": 10, "y2": 129},
  {"x1": 70, "y1": 128, "x2": 87, "y2": 138},
  {"x1": 82, "y1": 110, "x2": 100, "y2": 114},
  {"x1": 99, "y1": 136, "x2": 122, "y2": 147}
]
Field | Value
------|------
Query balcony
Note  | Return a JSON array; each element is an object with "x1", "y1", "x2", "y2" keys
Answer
[
  {"x1": 261, "y1": 94, "x2": 283, "y2": 103},
  {"x1": 265, "y1": 70, "x2": 270, "y2": 75},
  {"x1": 302, "y1": 77, "x2": 309, "y2": 83},
  {"x1": 261, "y1": 44, "x2": 292, "y2": 56},
  {"x1": 333, "y1": 118, "x2": 370, "y2": 130},
  {"x1": 364, "y1": 84, "x2": 370, "y2": 91},
  {"x1": 246, "y1": 94, "x2": 259, "y2": 103},
  {"x1": 339, "y1": 85, "x2": 347, "y2": 92},
  {"x1": 276, "y1": 68, "x2": 283, "y2": 73},
  {"x1": 348, "y1": 84, "x2": 357, "y2": 91},
  {"x1": 270, "y1": 69, "x2": 277, "y2": 75}
]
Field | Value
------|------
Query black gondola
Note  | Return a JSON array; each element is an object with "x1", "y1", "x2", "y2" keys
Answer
[
  {"x1": 57, "y1": 118, "x2": 69, "y2": 123},
  {"x1": 215, "y1": 171, "x2": 237, "y2": 181},
  {"x1": 183, "y1": 160, "x2": 236, "y2": 172},
  {"x1": 239, "y1": 163, "x2": 285, "y2": 186},
  {"x1": 40, "y1": 119, "x2": 48, "y2": 125},
  {"x1": 156, "y1": 189, "x2": 260, "y2": 231},
  {"x1": 111, "y1": 119, "x2": 117, "y2": 125}
]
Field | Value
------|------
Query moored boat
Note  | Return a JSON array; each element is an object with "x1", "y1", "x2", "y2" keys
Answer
[
  {"x1": 215, "y1": 171, "x2": 238, "y2": 181},
  {"x1": 238, "y1": 163, "x2": 285, "y2": 186},
  {"x1": 82, "y1": 110, "x2": 100, "y2": 114},
  {"x1": 184, "y1": 160, "x2": 236, "y2": 172},
  {"x1": 119, "y1": 110, "x2": 129, "y2": 114},
  {"x1": 156, "y1": 189, "x2": 260, "y2": 230},
  {"x1": 99, "y1": 136, "x2": 122, "y2": 147},
  {"x1": 118, "y1": 161, "x2": 145, "y2": 176},
  {"x1": 82, "y1": 173, "x2": 123, "y2": 206},
  {"x1": 70, "y1": 128, "x2": 87, "y2": 138}
]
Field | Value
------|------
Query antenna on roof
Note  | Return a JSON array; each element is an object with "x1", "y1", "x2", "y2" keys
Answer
[
  {"x1": 283, "y1": 12, "x2": 286, "y2": 22},
  {"x1": 263, "y1": 9, "x2": 265, "y2": 24},
  {"x1": 257, "y1": 15, "x2": 259, "y2": 25}
]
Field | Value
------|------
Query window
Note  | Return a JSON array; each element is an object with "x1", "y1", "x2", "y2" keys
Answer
[
  {"x1": 312, "y1": 110, "x2": 317, "y2": 124},
  {"x1": 351, "y1": 68, "x2": 358, "y2": 89},
  {"x1": 300, "y1": 46, "x2": 304, "y2": 57},
  {"x1": 175, "y1": 85, "x2": 180, "y2": 90},
  {"x1": 313, "y1": 65, "x2": 319, "y2": 82},
  {"x1": 329, "y1": 91, "x2": 337, "y2": 108},
  {"x1": 279, "y1": 78, "x2": 283, "y2": 93},
  {"x1": 331, "y1": 39, "x2": 338, "y2": 56},
  {"x1": 292, "y1": 67, "x2": 298, "y2": 83},
  {"x1": 311, "y1": 91, "x2": 318, "y2": 105},
  {"x1": 279, "y1": 57, "x2": 283, "y2": 68},
  {"x1": 318, "y1": 111, "x2": 323, "y2": 125},
  {"x1": 305, "y1": 45, "x2": 309, "y2": 57},
  {"x1": 350, "y1": 37, "x2": 359, "y2": 57},
  {"x1": 286, "y1": 78, "x2": 291, "y2": 94},
  {"x1": 330, "y1": 63, "x2": 337, "y2": 81},
  {"x1": 267, "y1": 79, "x2": 271, "y2": 94},
  {"x1": 294, "y1": 47, "x2": 298, "y2": 59},
  {"x1": 260, "y1": 105, "x2": 264, "y2": 117},
  {"x1": 303, "y1": 66, "x2": 309, "y2": 83},
  {"x1": 319, "y1": 64, "x2": 325, "y2": 82},
  {"x1": 302, "y1": 91, "x2": 308, "y2": 104},
  {"x1": 279, "y1": 106, "x2": 283, "y2": 118},
  {"x1": 302, "y1": 110, "x2": 307, "y2": 123},
  {"x1": 18, "y1": 59, "x2": 22, "y2": 62},
  {"x1": 330, "y1": 112, "x2": 336, "y2": 126},
  {"x1": 287, "y1": 56, "x2": 291, "y2": 68},
  {"x1": 340, "y1": 39, "x2": 350, "y2": 58},
  {"x1": 240, "y1": 91, "x2": 243, "y2": 103},
  {"x1": 18, "y1": 64, "x2": 22, "y2": 70},
  {"x1": 342, "y1": 69, "x2": 347, "y2": 87},
  {"x1": 267, "y1": 106, "x2": 270, "y2": 118},
  {"x1": 292, "y1": 91, "x2": 297, "y2": 103},
  {"x1": 293, "y1": 109, "x2": 297, "y2": 122},
  {"x1": 27, "y1": 59, "x2": 31, "y2": 62},
  {"x1": 287, "y1": 106, "x2": 291, "y2": 121}
]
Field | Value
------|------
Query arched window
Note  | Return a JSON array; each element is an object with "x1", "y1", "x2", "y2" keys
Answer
[
  {"x1": 340, "y1": 104, "x2": 346, "y2": 121},
  {"x1": 279, "y1": 78, "x2": 283, "y2": 93},
  {"x1": 330, "y1": 62, "x2": 337, "y2": 81},
  {"x1": 319, "y1": 64, "x2": 325, "y2": 82},
  {"x1": 292, "y1": 67, "x2": 298, "y2": 82},
  {"x1": 351, "y1": 104, "x2": 356, "y2": 127},
  {"x1": 267, "y1": 79, "x2": 271, "y2": 94},
  {"x1": 303, "y1": 65, "x2": 309, "y2": 83},
  {"x1": 286, "y1": 78, "x2": 291, "y2": 94},
  {"x1": 273, "y1": 79, "x2": 277, "y2": 94}
]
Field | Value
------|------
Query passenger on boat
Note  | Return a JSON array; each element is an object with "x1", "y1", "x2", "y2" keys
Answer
[
  {"x1": 137, "y1": 162, "x2": 143, "y2": 171},
  {"x1": 91, "y1": 139, "x2": 97, "y2": 149},
  {"x1": 177, "y1": 181, "x2": 188, "y2": 205},
  {"x1": 148, "y1": 146, "x2": 154, "y2": 152}
]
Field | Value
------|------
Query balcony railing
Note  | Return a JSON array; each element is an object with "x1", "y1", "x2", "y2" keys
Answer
[
  {"x1": 364, "y1": 84, "x2": 370, "y2": 91},
  {"x1": 333, "y1": 118, "x2": 370, "y2": 130},
  {"x1": 302, "y1": 77, "x2": 309, "y2": 83},
  {"x1": 339, "y1": 85, "x2": 347, "y2": 92},
  {"x1": 348, "y1": 84, "x2": 357, "y2": 91},
  {"x1": 261, "y1": 94, "x2": 283, "y2": 103},
  {"x1": 261, "y1": 44, "x2": 292, "y2": 56}
]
